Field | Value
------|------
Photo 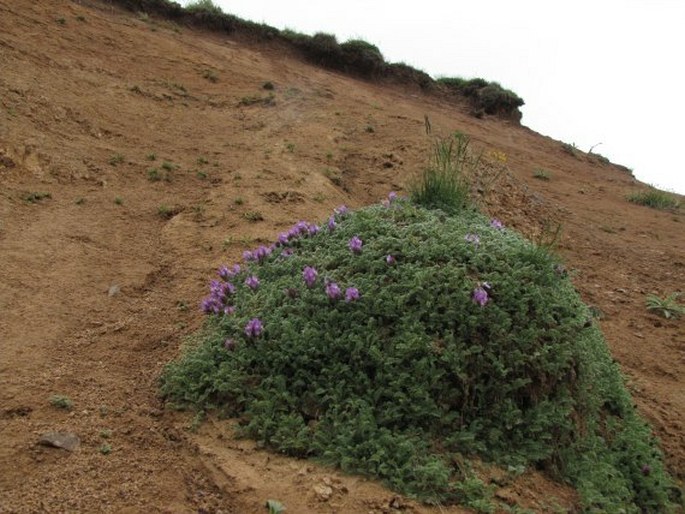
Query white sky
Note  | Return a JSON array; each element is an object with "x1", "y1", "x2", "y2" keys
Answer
[{"x1": 188, "y1": 1, "x2": 685, "y2": 194}]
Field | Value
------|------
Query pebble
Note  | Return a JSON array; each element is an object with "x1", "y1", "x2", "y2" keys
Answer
[
  {"x1": 313, "y1": 484, "x2": 333, "y2": 501},
  {"x1": 38, "y1": 431, "x2": 80, "y2": 451},
  {"x1": 108, "y1": 285, "x2": 120, "y2": 297}
]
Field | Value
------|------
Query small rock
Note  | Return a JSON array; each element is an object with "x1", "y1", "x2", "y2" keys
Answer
[
  {"x1": 38, "y1": 431, "x2": 80, "y2": 451},
  {"x1": 313, "y1": 484, "x2": 333, "y2": 501},
  {"x1": 108, "y1": 285, "x2": 120, "y2": 297}
]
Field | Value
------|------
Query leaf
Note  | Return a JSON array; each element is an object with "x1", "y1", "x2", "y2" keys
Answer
[{"x1": 265, "y1": 499, "x2": 285, "y2": 513}]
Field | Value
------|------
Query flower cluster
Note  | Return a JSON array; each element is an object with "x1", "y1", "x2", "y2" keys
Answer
[
  {"x1": 244, "y1": 318, "x2": 263, "y2": 338},
  {"x1": 275, "y1": 220, "x2": 321, "y2": 249},
  {"x1": 245, "y1": 275, "x2": 260, "y2": 291},
  {"x1": 382, "y1": 191, "x2": 399, "y2": 207},
  {"x1": 464, "y1": 233, "x2": 480, "y2": 246},
  {"x1": 201, "y1": 279, "x2": 236, "y2": 314},
  {"x1": 348, "y1": 236, "x2": 363, "y2": 254},
  {"x1": 205, "y1": 197, "x2": 496, "y2": 354},
  {"x1": 243, "y1": 245, "x2": 273, "y2": 263},
  {"x1": 303, "y1": 266, "x2": 318, "y2": 288},
  {"x1": 490, "y1": 218, "x2": 504, "y2": 230},
  {"x1": 472, "y1": 282, "x2": 492, "y2": 307},
  {"x1": 325, "y1": 281, "x2": 342, "y2": 300}
]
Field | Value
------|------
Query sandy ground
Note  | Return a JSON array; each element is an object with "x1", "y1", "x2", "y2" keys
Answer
[{"x1": 0, "y1": 1, "x2": 682, "y2": 512}]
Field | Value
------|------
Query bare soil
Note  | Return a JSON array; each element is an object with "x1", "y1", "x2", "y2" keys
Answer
[{"x1": 1, "y1": 1, "x2": 682, "y2": 512}]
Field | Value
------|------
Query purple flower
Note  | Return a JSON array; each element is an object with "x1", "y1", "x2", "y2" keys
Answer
[
  {"x1": 277, "y1": 232, "x2": 289, "y2": 245},
  {"x1": 327, "y1": 215, "x2": 336, "y2": 231},
  {"x1": 223, "y1": 305, "x2": 235, "y2": 315},
  {"x1": 464, "y1": 233, "x2": 480, "y2": 245},
  {"x1": 334, "y1": 205, "x2": 348, "y2": 216},
  {"x1": 381, "y1": 199, "x2": 390, "y2": 208},
  {"x1": 222, "y1": 282, "x2": 236, "y2": 297},
  {"x1": 218, "y1": 266, "x2": 231, "y2": 280},
  {"x1": 245, "y1": 275, "x2": 260, "y2": 290},
  {"x1": 307, "y1": 224, "x2": 320, "y2": 236},
  {"x1": 281, "y1": 248, "x2": 294, "y2": 258},
  {"x1": 490, "y1": 218, "x2": 504, "y2": 230},
  {"x1": 385, "y1": 255, "x2": 396, "y2": 265},
  {"x1": 303, "y1": 266, "x2": 318, "y2": 288},
  {"x1": 243, "y1": 250, "x2": 255, "y2": 262},
  {"x1": 253, "y1": 245, "x2": 272, "y2": 263},
  {"x1": 244, "y1": 318, "x2": 263, "y2": 338},
  {"x1": 224, "y1": 338, "x2": 236, "y2": 351},
  {"x1": 326, "y1": 282, "x2": 342, "y2": 300},
  {"x1": 200, "y1": 297, "x2": 221, "y2": 314},
  {"x1": 345, "y1": 287, "x2": 360, "y2": 303},
  {"x1": 388, "y1": 191, "x2": 398, "y2": 203},
  {"x1": 641, "y1": 464, "x2": 651, "y2": 476},
  {"x1": 472, "y1": 286, "x2": 489, "y2": 307},
  {"x1": 348, "y1": 236, "x2": 363, "y2": 254}
]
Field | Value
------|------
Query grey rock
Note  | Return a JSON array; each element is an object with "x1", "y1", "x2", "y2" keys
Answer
[{"x1": 38, "y1": 431, "x2": 80, "y2": 451}]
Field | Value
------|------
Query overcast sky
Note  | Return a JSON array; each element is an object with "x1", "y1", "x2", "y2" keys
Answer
[{"x1": 187, "y1": 0, "x2": 685, "y2": 194}]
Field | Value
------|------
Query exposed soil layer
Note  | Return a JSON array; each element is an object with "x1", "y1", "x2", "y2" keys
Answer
[{"x1": 0, "y1": 1, "x2": 682, "y2": 512}]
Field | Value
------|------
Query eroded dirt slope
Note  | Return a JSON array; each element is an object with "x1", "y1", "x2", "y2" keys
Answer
[{"x1": 0, "y1": 1, "x2": 683, "y2": 512}]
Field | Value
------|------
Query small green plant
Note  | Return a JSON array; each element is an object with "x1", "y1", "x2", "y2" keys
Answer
[
  {"x1": 243, "y1": 210, "x2": 264, "y2": 222},
  {"x1": 284, "y1": 142, "x2": 295, "y2": 153},
  {"x1": 99, "y1": 443, "x2": 112, "y2": 455},
  {"x1": 202, "y1": 69, "x2": 218, "y2": 83},
  {"x1": 108, "y1": 154, "x2": 124, "y2": 166},
  {"x1": 147, "y1": 168, "x2": 162, "y2": 182},
  {"x1": 75, "y1": 197, "x2": 86, "y2": 205},
  {"x1": 238, "y1": 93, "x2": 275, "y2": 107},
  {"x1": 233, "y1": 197, "x2": 244, "y2": 206},
  {"x1": 197, "y1": 156, "x2": 209, "y2": 165},
  {"x1": 23, "y1": 191, "x2": 51, "y2": 203},
  {"x1": 627, "y1": 189, "x2": 680, "y2": 210},
  {"x1": 533, "y1": 169, "x2": 550, "y2": 181},
  {"x1": 364, "y1": 124, "x2": 375, "y2": 133},
  {"x1": 265, "y1": 500, "x2": 285, "y2": 514},
  {"x1": 411, "y1": 132, "x2": 478, "y2": 214},
  {"x1": 325, "y1": 152, "x2": 333, "y2": 161},
  {"x1": 561, "y1": 142, "x2": 579, "y2": 158},
  {"x1": 196, "y1": 171, "x2": 207, "y2": 180},
  {"x1": 146, "y1": 153, "x2": 157, "y2": 161},
  {"x1": 322, "y1": 167, "x2": 342, "y2": 186},
  {"x1": 161, "y1": 161, "x2": 175, "y2": 172},
  {"x1": 99, "y1": 429, "x2": 112, "y2": 439},
  {"x1": 262, "y1": 81, "x2": 275, "y2": 90},
  {"x1": 50, "y1": 395, "x2": 73, "y2": 410},
  {"x1": 313, "y1": 193, "x2": 326, "y2": 203},
  {"x1": 114, "y1": 197, "x2": 123, "y2": 205},
  {"x1": 646, "y1": 293, "x2": 683, "y2": 319},
  {"x1": 56, "y1": 17, "x2": 66, "y2": 25},
  {"x1": 157, "y1": 205, "x2": 176, "y2": 219}
]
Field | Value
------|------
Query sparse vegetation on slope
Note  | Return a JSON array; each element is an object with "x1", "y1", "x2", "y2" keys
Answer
[{"x1": 110, "y1": 0, "x2": 524, "y2": 120}]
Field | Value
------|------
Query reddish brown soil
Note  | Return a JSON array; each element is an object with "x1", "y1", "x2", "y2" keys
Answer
[{"x1": 1, "y1": 1, "x2": 683, "y2": 512}]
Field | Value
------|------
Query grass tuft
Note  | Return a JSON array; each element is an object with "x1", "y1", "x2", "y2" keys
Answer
[
  {"x1": 627, "y1": 189, "x2": 680, "y2": 210},
  {"x1": 410, "y1": 132, "x2": 478, "y2": 214}
]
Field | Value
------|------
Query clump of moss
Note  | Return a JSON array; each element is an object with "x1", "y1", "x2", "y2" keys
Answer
[{"x1": 163, "y1": 197, "x2": 672, "y2": 511}]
